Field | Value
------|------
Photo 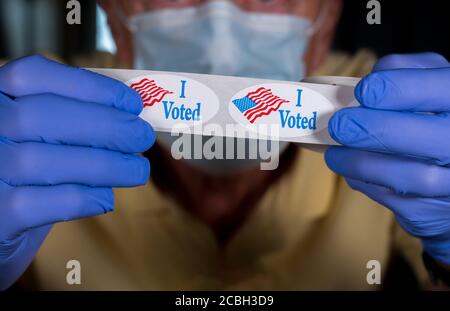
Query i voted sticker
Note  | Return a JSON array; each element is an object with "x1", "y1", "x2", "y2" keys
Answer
[
  {"x1": 228, "y1": 83, "x2": 336, "y2": 138},
  {"x1": 127, "y1": 74, "x2": 220, "y2": 130}
]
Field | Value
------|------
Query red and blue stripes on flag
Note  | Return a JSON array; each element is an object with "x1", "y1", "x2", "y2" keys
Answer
[
  {"x1": 130, "y1": 78, "x2": 174, "y2": 107},
  {"x1": 232, "y1": 87, "x2": 289, "y2": 123}
]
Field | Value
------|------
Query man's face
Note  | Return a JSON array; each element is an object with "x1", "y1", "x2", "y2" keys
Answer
[
  {"x1": 99, "y1": 0, "x2": 342, "y2": 72},
  {"x1": 97, "y1": 0, "x2": 342, "y2": 229}
]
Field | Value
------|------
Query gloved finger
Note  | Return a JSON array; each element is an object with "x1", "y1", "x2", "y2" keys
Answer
[
  {"x1": 0, "y1": 183, "x2": 113, "y2": 240},
  {"x1": 373, "y1": 52, "x2": 450, "y2": 71},
  {"x1": 326, "y1": 146, "x2": 450, "y2": 197},
  {"x1": 0, "y1": 139, "x2": 150, "y2": 187},
  {"x1": 0, "y1": 55, "x2": 143, "y2": 115},
  {"x1": 0, "y1": 93, "x2": 155, "y2": 153},
  {"x1": 355, "y1": 67, "x2": 450, "y2": 112},
  {"x1": 345, "y1": 177, "x2": 450, "y2": 240},
  {"x1": 329, "y1": 107, "x2": 450, "y2": 165}
]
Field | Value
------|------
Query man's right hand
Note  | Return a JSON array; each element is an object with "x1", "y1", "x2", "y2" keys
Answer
[{"x1": 0, "y1": 55, "x2": 155, "y2": 290}]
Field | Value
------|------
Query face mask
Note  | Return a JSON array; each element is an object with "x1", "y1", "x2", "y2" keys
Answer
[
  {"x1": 127, "y1": 1, "x2": 313, "y2": 175},
  {"x1": 129, "y1": 1, "x2": 311, "y2": 81}
]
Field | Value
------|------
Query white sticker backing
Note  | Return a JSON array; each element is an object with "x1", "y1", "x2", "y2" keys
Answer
[{"x1": 92, "y1": 67, "x2": 358, "y2": 146}]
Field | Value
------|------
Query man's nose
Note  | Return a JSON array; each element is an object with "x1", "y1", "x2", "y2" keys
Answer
[{"x1": 207, "y1": 17, "x2": 241, "y2": 75}]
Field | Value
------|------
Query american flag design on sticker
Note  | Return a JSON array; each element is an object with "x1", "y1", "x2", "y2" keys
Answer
[
  {"x1": 232, "y1": 87, "x2": 290, "y2": 123},
  {"x1": 130, "y1": 78, "x2": 174, "y2": 107}
]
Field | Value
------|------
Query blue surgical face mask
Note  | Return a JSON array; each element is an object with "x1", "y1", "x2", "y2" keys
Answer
[
  {"x1": 126, "y1": 1, "x2": 313, "y2": 174},
  {"x1": 128, "y1": 1, "x2": 312, "y2": 81}
]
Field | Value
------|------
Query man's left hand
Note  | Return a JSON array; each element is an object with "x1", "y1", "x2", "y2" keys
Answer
[{"x1": 326, "y1": 52, "x2": 450, "y2": 267}]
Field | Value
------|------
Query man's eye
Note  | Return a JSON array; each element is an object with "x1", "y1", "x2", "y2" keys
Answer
[
  {"x1": 149, "y1": 0, "x2": 203, "y2": 9},
  {"x1": 251, "y1": 0, "x2": 284, "y2": 4},
  {"x1": 246, "y1": 0, "x2": 289, "y2": 12},
  {"x1": 157, "y1": 0, "x2": 201, "y2": 6},
  {"x1": 248, "y1": 0, "x2": 288, "y2": 8}
]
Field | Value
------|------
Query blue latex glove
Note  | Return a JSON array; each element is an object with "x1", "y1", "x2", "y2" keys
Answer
[
  {"x1": 0, "y1": 55, "x2": 155, "y2": 290},
  {"x1": 326, "y1": 52, "x2": 450, "y2": 265}
]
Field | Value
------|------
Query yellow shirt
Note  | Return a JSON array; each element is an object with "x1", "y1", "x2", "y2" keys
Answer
[{"x1": 29, "y1": 50, "x2": 428, "y2": 290}]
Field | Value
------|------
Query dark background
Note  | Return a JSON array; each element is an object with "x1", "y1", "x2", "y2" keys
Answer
[
  {"x1": 0, "y1": 0, "x2": 449, "y2": 61},
  {"x1": 334, "y1": 0, "x2": 450, "y2": 59}
]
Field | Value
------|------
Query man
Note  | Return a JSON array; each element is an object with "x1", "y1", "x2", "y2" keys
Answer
[{"x1": 0, "y1": 0, "x2": 449, "y2": 290}]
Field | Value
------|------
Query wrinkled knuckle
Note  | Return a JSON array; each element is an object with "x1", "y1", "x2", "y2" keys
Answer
[
  {"x1": 421, "y1": 51, "x2": 448, "y2": 63},
  {"x1": 7, "y1": 190, "x2": 30, "y2": 231},
  {"x1": 424, "y1": 51, "x2": 445, "y2": 59},
  {"x1": 0, "y1": 141, "x2": 24, "y2": 186},
  {"x1": 432, "y1": 155, "x2": 450, "y2": 166},
  {"x1": 421, "y1": 165, "x2": 445, "y2": 194},
  {"x1": 2, "y1": 55, "x2": 45, "y2": 93},
  {"x1": 376, "y1": 54, "x2": 404, "y2": 67},
  {"x1": 2, "y1": 65, "x2": 26, "y2": 94},
  {"x1": 57, "y1": 185, "x2": 85, "y2": 223},
  {"x1": 68, "y1": 186, "x2": 86, "y2": 222},
  {"x1": 4, "y1": 101, "x2": 27, "y2": 138},
  {"x1": 22, "y1": 54, "x2": 47, "y2": 63},
  {"x1": 11, "y1": 146, "x2": 30, "y2": 181}
]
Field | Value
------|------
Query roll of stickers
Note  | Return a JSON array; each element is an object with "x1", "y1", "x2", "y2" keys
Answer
[{"x1": 91, "y1": 68, "x2": 359, "y2": 146}]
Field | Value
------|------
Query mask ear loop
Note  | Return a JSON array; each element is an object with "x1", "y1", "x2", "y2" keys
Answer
[
  {"x1": 111, "y1": 1, "x2": 138, "y2": 33},
  {"x1": 306, "y1": 1, "x2": 329, "y2": 37}
]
